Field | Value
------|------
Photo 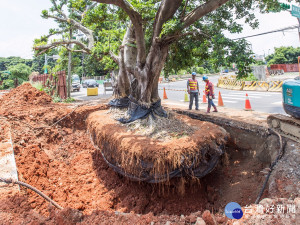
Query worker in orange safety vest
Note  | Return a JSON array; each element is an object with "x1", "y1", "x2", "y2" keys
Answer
[
  {"x1": 187, "y1": 72, "x2": 200, "y2": 110},
  {"x1": 203, "y1": 76, "x2": 218, "y2": 113}
]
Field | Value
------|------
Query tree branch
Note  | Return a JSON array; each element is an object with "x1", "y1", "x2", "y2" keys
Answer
[
  {"x1": 110, "y1": 51, "x2": 119, "y2": 64},
  {"x1": 161, "y1": 28, "x2": 209, "y2": 44},
  {"x1": 92, "y1": 0, "x2": 146, "y2": 67},
  {"x1": 34, "y1": 40, "x2": 91, "y2": 54},
  {"x1": 180, "y1": 0, "x2": 189, "y2": 21},
  {"x1": 47, "y1": 14, "x2": 94, "y2": 49},
  {"x1": 82, "y1": 2, "x2": 98, "y2": 18},
  {"x1": 182, "y1": 0, "x2": 230, "y2": 30},
  {"x1": 152, "y1": 0, "x2": 183, "y2": 41},
  {"x1": 44, "y1": 29, "x2": 67, "y2": 39}
]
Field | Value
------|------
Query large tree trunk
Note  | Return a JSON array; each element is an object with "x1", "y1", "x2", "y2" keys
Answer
[
  {"x1": 111, "y1": 24, "x2": 137, "y2": 100},
  {"x1": 132, "y1": 43, "x2": 169, "y2": 106},
  {"x1": 117, "y1": 43, "x2": 169, "y2": 123}
]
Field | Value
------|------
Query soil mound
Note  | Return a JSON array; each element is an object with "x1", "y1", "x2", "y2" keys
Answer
[
  {"x1": 0, "y1": 83, "x2": 52, "y2": 107},
  {"x1": 88, "y1": 110, "x2": 229, "y2": 183}
]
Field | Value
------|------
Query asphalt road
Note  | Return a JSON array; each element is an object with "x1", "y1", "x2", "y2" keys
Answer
[
  {"x1": 158, "y1": 75, "x2": 286, "y2": 115},
  {"x1": 71, "y1": 85, "x2": 113, "y2": 101},
  {"x1": 71, "y1": 76, "x2": 286, "y2": 115}
]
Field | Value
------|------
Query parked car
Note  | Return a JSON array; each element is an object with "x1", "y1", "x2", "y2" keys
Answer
[
  {"x1": 82, "y1": 79, "x2": 99, "y2": 88},
  {"x1": 71, "y1": 74, "x2": 80, "y2": 92}
]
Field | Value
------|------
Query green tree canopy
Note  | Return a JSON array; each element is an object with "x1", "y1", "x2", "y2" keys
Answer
[
  {"x1": 8, "y1": 63, "x2": 32, "y2": 87},
  {"x1": 266, "y1": 46, "x2": 300, "y2": 65}
]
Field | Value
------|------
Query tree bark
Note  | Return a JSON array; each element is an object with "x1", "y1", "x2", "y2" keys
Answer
[
  {"x1": 112, "y1": 23, "x2": 137, "y2": 99},
  {"x1": 131, "y1": 42, "x2": 169, "y2": 106}
]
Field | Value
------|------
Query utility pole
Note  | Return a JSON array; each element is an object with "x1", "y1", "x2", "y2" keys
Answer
[
  {"x1": 44, "y1": 54, "x2": 48, "y2": 74},
  {"x1": 81, "y1": 53, "x2": 85, "y2": 79},
  {"x1": 298, "y1": 18, "x2": 300, "y2": 42},
  {"x1": 67, "y1": 29, "x2": 72, "y2": 98}
]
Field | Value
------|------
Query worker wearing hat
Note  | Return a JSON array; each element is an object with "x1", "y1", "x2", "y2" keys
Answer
[
  {"x1": 203, "y1": 76, "x2": 218, "y2": 113},
  {"x1": 187, "y1": 72, "x2": 200, "y2": 110}
]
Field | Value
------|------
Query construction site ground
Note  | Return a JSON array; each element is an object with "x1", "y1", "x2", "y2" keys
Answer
[{"x1": 0, "y1": 84, "x2": 299, "y2": 224}]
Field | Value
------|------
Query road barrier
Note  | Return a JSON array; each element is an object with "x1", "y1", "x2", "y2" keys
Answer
[
  {"x1": 268, "y1": 81, "x2": 283, "y2": 92},
  {"x1": 243, "y1": 81, "x2": 257, "y2": 91},
  {"x1": 256, "y1": 81, "x2": 269, "y2": 91},
  {"x1": 217, "y1": 78, "x2": 283, "y2": 92}
]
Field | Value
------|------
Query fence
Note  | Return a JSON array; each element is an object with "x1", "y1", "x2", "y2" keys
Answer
[
  {"x1": 31, "y1": 71, "x2": 67, "y2": 99},
  {"x1": 82, "y1": 76, "x2": 106, "y2": 81},
  {"x1": 270, "y1": 64, "x2": 299, "y2": 72},
  {"x1": 217, "y1": 78, "x2": 283, "y2": 92}
]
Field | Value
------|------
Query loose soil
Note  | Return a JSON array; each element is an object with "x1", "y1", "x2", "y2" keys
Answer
[
  {"x1": 110, "y1": 108, "x2": 195, "y2": 141},
  {"x1": 0, "y1": 83, "x2": 276, "y2": 224}
]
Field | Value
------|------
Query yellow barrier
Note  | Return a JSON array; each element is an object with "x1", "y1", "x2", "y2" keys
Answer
[
  {"x1": 268, "y1": 81, "x2": 283, "y2": 92},
  {"x1": 231, "y1": 80, "x2": 244, "y2": 90},
  {"x1": 217, "y1": 78, "x2": 283, "y2": 92},
  {"x1": 217, "y1": 79, "x2": 226, "y2": 88},
  {"x1": 243, "y1": 81, "x2": 257, "y2": 91},
  {"x1": 87, "y1": 88, "x2": 98, "y2": 96},
  {"x1": 256, "y1": 82, "x2": 269, "y2": 91}
]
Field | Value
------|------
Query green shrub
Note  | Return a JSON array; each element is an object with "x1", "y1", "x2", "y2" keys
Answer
[
  {"x1": 237, "y1": 73, "x2": 258, "y2": 81},
  {"x1": 52, "y1": 96, "x2": 62, "y2": 103},
  {"x1": 63, "y1": 97, "x2": 75, "y2": 103},
  {"x1": 31, "y1": 82, "x2": 44, "y2": 91}
]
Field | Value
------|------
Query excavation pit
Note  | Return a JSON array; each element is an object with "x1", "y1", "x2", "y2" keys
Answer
[{"x1": 0, "y1": 83, "x2": 298, "y2": 224}]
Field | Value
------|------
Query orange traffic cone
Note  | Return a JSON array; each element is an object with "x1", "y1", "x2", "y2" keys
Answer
[
  {"x1": 244, "y1": 93, "x2": 253, "y2": 111},
  {"x1": 163, "y1": 87, "x2": 168, "y2": 100},
  {"x1": 202, "y1": 91, "x2": 207, "y2": 103},
  {"x1": 218, "y1": 91, "x2": 224, "y2": 107}
]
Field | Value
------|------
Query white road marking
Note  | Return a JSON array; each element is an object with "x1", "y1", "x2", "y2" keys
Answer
[
  {"x1": 272, "y1": 101, "x2": 283, "y2": 105},
  {"x1": 223, "y1": 100, "x2": 238, "y2": 103},
  {"x1": 222, "y1": 94, "x2": 261, "y2": 99},
  {"x1": 164, "y1": 102, "x2": 188, "y2": 106},
  {"x1": 221, "y1": 96, "x2": 247, "y2": 100}
]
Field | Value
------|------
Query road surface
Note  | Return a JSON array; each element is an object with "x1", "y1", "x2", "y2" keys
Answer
[
  {"x1": 71, "y1": 85, "x2": 112, "y2": 101},
  {"x1": 71, "y1": 76, "x2": 286, "y2": 115},
  {"x1": 158, "y1": 76, "x2": 286, "y2": 115}
]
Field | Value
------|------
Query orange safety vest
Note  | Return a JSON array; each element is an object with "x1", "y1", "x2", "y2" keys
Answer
[
  {"x1": 188, "y1": 79, "x2": 198, "y2": 91},
  {"x1": 205, "y1": 81, "x2": 214, "y2": 96}
]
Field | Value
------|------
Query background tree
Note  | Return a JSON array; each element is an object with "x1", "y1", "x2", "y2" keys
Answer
[
  {"x1": 34, "y1": 0, "x2": 96, "y2": 55},
  {"x1": 226, "y1": 39, "x2": 255, "y2": 79},
  {"x1": 266, "y1": 46, "x2": 300, "y2": 65},
  {"x1": 0, "y1": 57, "x2": 33, "y2": 71},
  {"x1": 34, "y1": 0, "x2": 121, "y2": 80},
  {"x1": 7, "y1": 63, "x2": 32, "y2": 87}
]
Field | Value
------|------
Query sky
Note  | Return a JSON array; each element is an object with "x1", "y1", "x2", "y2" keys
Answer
[{"x1": 0, "y1": 0, "x2": 299, "y2": 59}]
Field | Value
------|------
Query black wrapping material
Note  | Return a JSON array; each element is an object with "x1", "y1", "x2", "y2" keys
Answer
[
  {"x1": 100, "y1": 145, "x2": 224, "y2": 183},
  {"x1": 109, "y1": 97, "x2": 130, "y2": 108},
  {"x1": 118, "y1": 97, "x2": 167, "y2": 124}
]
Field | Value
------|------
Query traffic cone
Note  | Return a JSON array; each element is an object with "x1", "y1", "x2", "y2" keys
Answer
[
  {"x1": 184, "y1": 90, "x2": 189, "y2": 102},
  {"x1": 202, "y1": 91, "x2": 207, "y2": 103},
  {"x1": 163, "y1": 87, "x2": 168, "y2": 100},
  {"x1": 218, "y1": 91, "x2": 224, "y2": 107},
  {"x1": 244, "y1": 93, "x2": 253, "y2": 111}
]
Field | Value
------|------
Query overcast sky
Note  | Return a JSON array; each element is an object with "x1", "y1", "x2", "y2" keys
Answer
[{"x1": 0, "y1": 0, "x2": 299, "y2": 59}]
